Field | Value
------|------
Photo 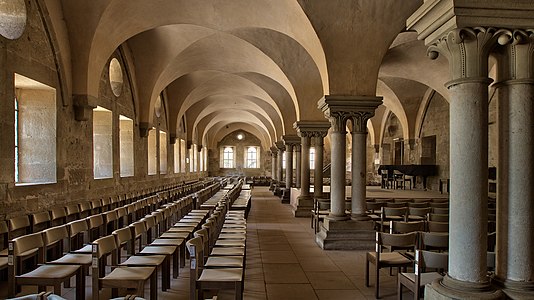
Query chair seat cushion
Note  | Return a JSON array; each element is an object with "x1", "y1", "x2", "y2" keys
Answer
[
  {"x1": 160, "y1": 232, "x2": 189, "y2": 239},
  {"x1": 73, "y1": 244, "x2": 92, "y2": 253},
  {"x1": 151, "y1": 238, "x2": 185, "y2": 246},
  {"x1": 121, "y1": 255, "x2": 166, "y2": 266},
  {"x1": 205, "y1": 256, "x2": 244, "y2": 268},
  {"x1": 49, "y1": 253, "x2": 92, "y2": 265},
  {"x1": 215, "y1": 240, "x2": 246, "y2": 247},
  {"x1": 18, "y1": 264, "x2": 79, "y2": 279},
  {"x1": 210, "y1": 247, "x2": 245, "y2": 256},
  {"x1": 368, "y1": 252, "x2": 412, "y2": 265},
  {"x1": 140, "y1": 245, "x2": 176, "y2": 255},
  {"x1": 400, "y1": 272, "x2": 443, "y2": 286},
  {"x1": 103, "y1": 266, "x2": 154, "y2": 281},
  {"x1": 198, "y1": 268, "x2": 243, "y2": 282}
]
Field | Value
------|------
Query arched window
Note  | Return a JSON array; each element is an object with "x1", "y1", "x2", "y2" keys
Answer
[
  {"x1": 221, "y1": 146, "x2": 235, "y2": 168},
  {"x1": 245, "y1": 146, "x2": 260, "y2": 168}
]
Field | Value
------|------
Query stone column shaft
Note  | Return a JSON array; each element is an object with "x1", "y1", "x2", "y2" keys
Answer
[
  {"x1": 351, "y1": 131, "x2": 368, "y2": 219},
  {"x1": 277, "y1": 147, "x2": 284, "y2": 183},
  {"x1": 295, "y1": 145, "x2": 301, "y2": 188},
  {"x1": 314, "y1": 136, "x2": 325, "y2": 199},
  {"x1": 448, "y1": 78, "x2": 490, "y2": 283},
  {"x1": 285, "y1": 145, "x2": 293, "y2": 189},
  {"x1": 271, "y1": 150, "x2": 277, "y2": 180},
  {"x1": 300, "y1": 136, "x2": 311, "y2": 198},
  {"x1": 329, "y1": 130, "x2": 347, "y2": 219}
]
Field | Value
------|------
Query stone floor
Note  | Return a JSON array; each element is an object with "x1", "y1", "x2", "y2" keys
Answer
[{"x1": 2, "y1": 186, "x2": 446, "y2": 299}]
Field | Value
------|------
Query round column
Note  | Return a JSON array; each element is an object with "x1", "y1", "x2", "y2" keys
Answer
[
  {"x1": 351, "y1": 131, "x2": 369, "y2": 220},
  {"x1": 285, "y1": 145, "x2": 294, "y2": 190},
  {"x1": 314, "y1": 135, "x2": 325, "y2": 199},
  {"x1": 295, "y1": 145, "x2": 301, "y2": 188},
  {"x1": 277, "y1": 147, "x2": 284, "y2": 184},
  {"x1": 503, "y1": 80, "x2": 534, "y2": 283},
  {"x1": 271, "y1": 150, "x2": 277, "y2": 180},
  {"x1": 448, "y1": 78, "x2": 491, "y2": 284},
  {"x1": 300, "y1": 135, "x2": 311, "y2": 199},
  {"x1": 328, "y1": 129, "x2": 348, "y2": 220}
]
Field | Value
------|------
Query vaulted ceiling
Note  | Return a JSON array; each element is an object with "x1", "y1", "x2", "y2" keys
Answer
[{"x1": 51, "y1": 0, "x2": 452, "y2": 149}]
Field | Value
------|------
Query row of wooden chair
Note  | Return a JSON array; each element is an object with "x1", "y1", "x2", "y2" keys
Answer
[{"x1": 3, "y1": 178, "x2": 220, "y2": 299}]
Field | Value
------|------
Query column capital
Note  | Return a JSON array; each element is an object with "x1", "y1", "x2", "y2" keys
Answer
[
  {"x1": 275, "y1": 141, "x2": 285, "y2": 152},
  {"x1": 270, "y1": 146, "x2": 278, "y2": 156},
  {"x1": 407, "y1": 0, "x2": 534, "y2": 46},
  {"x1": 318, "y1": 95, "x2": 382, "y2": 133},
  {"x1": 293, "y1": 121, "x2": 331, "y2": 138},
  {"x1": 427, "y1": 27, "x2": 505, "y2": 80},
  {"x1": 495, "y1": 29, "x2": 534, "y2": 81},
  {"x1": 282, "y1": 135, "x2": 300, "y2": 148}
]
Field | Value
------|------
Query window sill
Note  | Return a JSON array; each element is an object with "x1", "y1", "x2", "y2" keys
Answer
[{"x1": 15, "y1": 181, "x2": 56, "y2": 187}]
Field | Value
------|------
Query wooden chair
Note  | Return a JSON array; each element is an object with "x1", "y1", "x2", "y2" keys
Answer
[
  {"x1": 398, "y1": 250, "x2": 448, "y2": 300},
  {"x1": 8, "y1": 232, "x2": 84, "y2": 299},
  {"x1": 78, "y1": 202, "x2": 92, "y2": 219},
  {"x1": 427, "y1": 213, "x2": 448, "y2": 223},
  {"x1": 389, "y1": 221, "x2": 425, "y2": 234},
  {"x1": 365, "y1": 232, "x2": 418, "y2": 299},
  {"x1": 65, "y1": 204, "x2": 81, "y2": 223},
  {"x1": 113, "y1": 227, "x2": 169, "y2": 291},
  {"x1": 103, "y1": 210, "x2": 119, "y2": 235},
  {"x1": 187, "y1": 236, "x2": 243, "y2": 300},
  {"x1": 92, "y1": 235, "x2": 157, "y2": 300},
  {"x1": 90, "y1": 199, "x2": 103, "y2": 215}
]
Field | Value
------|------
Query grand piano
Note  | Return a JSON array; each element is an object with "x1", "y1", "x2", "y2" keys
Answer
[{"x1": 378, "y1": 165, "x2": 438, "y2": 189}]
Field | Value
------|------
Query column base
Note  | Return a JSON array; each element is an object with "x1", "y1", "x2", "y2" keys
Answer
[
  {"x1": 292, "y1": 195, "x2": 313, "y2": 217},
  {"x1": 350, "y1": 213, "x2": 371, "y2": 221},
  {"x1": 281, "y1": 188, "x2": 290, "y2": 203},
  {"x1": 315, "y1": 219, "x2": 375, "y2": 250},
  {"x1": 495, "y1": 277, "x2": 534, "y2": 299},
  {"x1": 425, "y1": 275, "x2": 505, "y2": 300}
]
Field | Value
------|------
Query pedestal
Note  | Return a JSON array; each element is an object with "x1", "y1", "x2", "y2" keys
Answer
[
  {"x1": 315, "y1": 219, "x2": 375, "y2": 250},
  {"x1": 425, "y1": 277, "x2": 504, "y2": 300}
]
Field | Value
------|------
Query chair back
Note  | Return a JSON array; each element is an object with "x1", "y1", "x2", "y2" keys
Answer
[
  {"x1": 31, "y1": 211, "x2": 51, "y2": 233},
  {"x1": 90, "y1": 199, "x2": 102, "y2": 214},
  {"x1": 420, "y1": 232, "x2": 448, "y2": 251},
  {"x1": 115, "y1": 207, "x2": 127, "y2": 228},
  {"x1": 79, "y1": 202, "x2": 92, "y2": 218},
  {"x1": 409, "y1": 207, "x2": 431, "y2": 217},
  {"x1": 67, "y1": 219, "x2": 88, "y2": 251},
  {"x1": 8, "y1": 215, "x2": 31, "y2": 239},
  {"x1": 427, "y1": 221, "x2": 449, "y2": 232},
  {"x1": 389, "y1": 221, "x2": 425, "y2": 234},
  {"x1": 193, "y1": 228, "x2": 210, "y2": 259},
  {"x1": 408, "y1": 202, "x2": 429, "y2": 208},
  {"x1": 92, "y1": 235, "x2": 117, "y2": 259},
  {"x1": 416, "y1": 250, "x2": 448, "y2": 273},
  {"x1": 428, "y1": 213, "x2": 448, "y2": 222},
  {"x1": 42, "y1": 225, "x2": 68, "y2": 261},
  {"x1": 65, "y1": 204, "x2": 80, "y2": 222},
  {"x1": 0, "y1": 220, "x2": 8, "y2": 251},
  {"x1": 430, "y1": 202, "x2": 449, "y2": 209},
  {"x1": 50, "y1": 207, "x2": 67, "y2": 226},
  {"x1": 186, "y1": 236, "x2": 204, "y2": 276},
  {"x1": 11, "y1": 232, "x2": 44, "y2": 257},
  {"x1": 113, "y1": 227, "x2": 133, "y2": 259},
  {"x1": 87, "y1": 214, "x2": 104, "y2": 240},
  {"x1": 377, "y1": 232, "x2": 418, "y2": 250},
  {"x1": 386, "y1": 202, "x2": 408, "y2": 208}
]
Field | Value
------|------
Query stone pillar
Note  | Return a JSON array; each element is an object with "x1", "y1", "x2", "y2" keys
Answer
[
  {"x1": 495, "y1": 29, "x2": 534, "y2": 298},
  {"x1": 295, "y1": 145, "x2": 301, "y2": 188},
  {"x1": 316, "y1": 96, "x2": 380, "y2": 250},
  {"x1": 274, "y1": 141, "x2": 285, "y2": 197},
  {"x1": 349, "y1": 110, "x2": 377, "y2": 220},
  {"x1": 421, "y1": 27, "x2": 503, "y2": 299},
  {"x1": 313, "y1": 132, "x2": 328, "y2": 199},
  {"x1": 282, "y1": 135, "x2": 299, "y2": 203},
  {"x1": 293, "y1": 121, "x2": 331, "y2": 217},
  {"x1": 269, "y1": 146, "x2": 278, "y2": 191}
]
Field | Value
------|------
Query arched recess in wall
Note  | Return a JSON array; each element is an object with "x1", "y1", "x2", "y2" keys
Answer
[{"x1": 117, "y1": 44, "x2": 140, "y2": 125}]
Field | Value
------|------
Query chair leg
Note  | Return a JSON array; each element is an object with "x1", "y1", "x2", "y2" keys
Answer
[
  {"x1": 365, "y1": 258, "x2": 369, "y2": 287},
  {"x1": 76, "y1": 268, "x2": 85, "y2": 300},
  {"x1": 150, "y1": 271, "x2": 158, "y2": 300},
  {"x1": 397, "y1": 276, "x2": 402, "y2": 300},
  {"x1": 236, "y1": 280, "x2": 243, "y2": 300},
  {"x1": 376, "y1": 265, "x2": 380, "y2": 299},
  {"x1": 54, "y1": 283, "x2": 62, "y2": 297}
]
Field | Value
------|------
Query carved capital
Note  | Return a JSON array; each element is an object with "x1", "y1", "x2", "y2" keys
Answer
[
  {"x1": 495, "y1": 29, "x2": 534, "y2": 80},
  {"x1": 282, "y1": 135, "x2": 300, "y2": 151},
  {"x1": 348, "y1": 111, "x2": 374, "y2": 134},
  {"x1": 270, "y1": 146, "x2": 278, "y2": 157},
  {"x1": 293, "y1": 121, "x2": 331, "y2": 138},
  {"x1": 318, "y1": 95, "x2": 382, "y2": 133},
  {"x1": 428, "y1": 27, "x2": 504, "y2": 80},
  {"x1": 170, "y1": 134, "x2": 177, "y2": 145}
]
